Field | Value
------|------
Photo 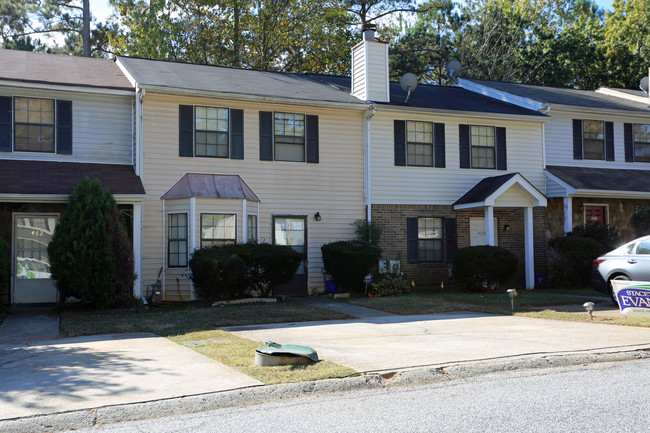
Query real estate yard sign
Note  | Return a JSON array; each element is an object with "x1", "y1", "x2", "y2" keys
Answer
[{"x1": 611, "y1": 280, "x2": 650, "y2": 315}]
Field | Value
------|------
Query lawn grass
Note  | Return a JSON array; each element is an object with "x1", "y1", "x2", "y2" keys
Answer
[
  {"x1": 59, "y1": 300, "x2": 351, "y2": 337},
  {"x1": 167, "y1": 330, "x2": 357, "y2": 384},
  {"x1": 342, "y1": 289, "x2": 597, "y2": 316}
]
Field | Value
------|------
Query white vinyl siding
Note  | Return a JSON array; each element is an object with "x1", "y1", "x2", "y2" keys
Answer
[
  {"x1": 370, "y1": 110, "x2": 545, "y2": 204},
  {"x1": 545, "y1": 109, "x2": 650, "y2": 170},
  {"x1": 0, "y1": 86, "x2": 133, "y2": 164},
  {"x1": 141, "y1": 93, "x2": 365, "y2": 301}
]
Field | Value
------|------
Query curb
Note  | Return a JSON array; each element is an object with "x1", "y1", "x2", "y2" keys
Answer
[{"x1": 2, "y1": 348, "x2": 649, "y2": 433}]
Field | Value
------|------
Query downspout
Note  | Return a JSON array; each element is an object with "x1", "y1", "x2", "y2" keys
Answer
[{"x1": 364, "y1": 103, "x2": 376, "y2": 221}]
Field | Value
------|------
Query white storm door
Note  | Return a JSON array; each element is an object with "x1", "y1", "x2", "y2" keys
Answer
[{"x1": 13, "y1": 214, "x2": 58, "y2": 304}]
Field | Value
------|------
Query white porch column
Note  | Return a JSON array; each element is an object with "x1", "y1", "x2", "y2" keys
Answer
[
  {"x1": 484, "y1": 206, "x2": 495, "y2": 245},
  {"x1": 242, "y1": 200, "x2": 247, "y2": 242},
  {"x1": 524, "y1": 206, "x2": 535, "y2": 289},
  {"x1": 132, "y1": 202, "x2": 143, "y2": 299},
  {"x1": 189, "y1": 197, "x2": 196, "y2": 300},
  {"x1": 563, "y1": 196, "x2": 573, "y2": 233}
]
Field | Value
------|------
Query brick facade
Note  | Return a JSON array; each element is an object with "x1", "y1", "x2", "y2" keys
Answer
[{"x1": 372, "y1": 204, "x2": 547, "y2": 290}]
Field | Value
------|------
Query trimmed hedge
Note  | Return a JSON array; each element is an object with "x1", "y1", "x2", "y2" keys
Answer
[
  {"x1": 189, "y1": 242, "x2": 303, "y2": 301},
  {"x1": 321, "y1": 240, "x2": 382, "y2": 292},
  {"x1": 452, "y1": 245, "x2": 518, "y2": 291},
  {"x1": 631, "y1": 207, "x2": 650, "y2": 237}
]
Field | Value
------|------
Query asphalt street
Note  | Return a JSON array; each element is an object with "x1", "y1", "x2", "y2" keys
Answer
[{"x1": 62, "y1": 358, "x2": 650, "y2": 433}]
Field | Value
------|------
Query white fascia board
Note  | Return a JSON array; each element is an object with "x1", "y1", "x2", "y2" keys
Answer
[
  {"x1": 0, "y1": 80, "x2": 133, "y2": 97},
  {"x1": 0, "y1": 193, "x2": 144, "y2": 203},
  {"x1": 545, "y1": 171, "x2": 577, "y2": 196},
  {"x1": 379, "y1": 104, "x2": 550, "y2": 123},
  {"x1": 141, "y1": 86, "x2": 371, "y2": 112},
  {"x1": 457, "y1": 78, "x2": 547, "y2": 112},
  {"x1": 453, "y1": 201, "x2": 486, "y2": 210},
  {"x1": 596, "y1": 87, "x2": 648, "y2": 104},
  {"x1": 573, "y1": 189, "x2": 650, "y2": 199}
]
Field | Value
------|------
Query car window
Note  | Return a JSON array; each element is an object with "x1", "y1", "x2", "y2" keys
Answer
[
  {"x1": 626, "y1": 244, "x2": 634, "y2": 254},
  {"x1": 635, "y1": 240, "x2": 650, "y2": 255}
]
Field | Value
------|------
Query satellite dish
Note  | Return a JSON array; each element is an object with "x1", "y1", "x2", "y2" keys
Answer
[
  {"x1": 640, "y1": 76, "x2": 649, "y2": 94},
  {"x1": 446, "y1": 60, "x2": 461, "y2": 80},
  {"x1": 400, "y1": 73, "x2": 418, "y2": 103}
]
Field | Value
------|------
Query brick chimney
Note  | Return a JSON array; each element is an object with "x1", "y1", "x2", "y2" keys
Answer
[{"x1": 351, "y1": 24, "x2": 390, "y2": 103}]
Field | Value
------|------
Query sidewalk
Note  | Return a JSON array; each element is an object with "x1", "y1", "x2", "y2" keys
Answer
[{"x1": 1, "y1": 299, "x2": 649, "y2": 432}]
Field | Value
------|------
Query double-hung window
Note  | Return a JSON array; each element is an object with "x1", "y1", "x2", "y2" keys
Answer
[
  {"x1": 274, "y1": 112, "x2": 305, "y2": 162},
  {"x1": 200, "y1": 214, "x2": 236, "y2": 248},
  {"x1": 247, "y1": 215, "x2": 258, "y2": 242},
  {"x1": 168, "y1": 213, "x2": 188, "y2": 267},
  {"x1": 0, "y1": 96, "x2": 72, "y2": 154},
  {"x1": 470, "y1": 126, "x2": 496, "y2": 169},
  {"x1": 407, "y1": 121, "x2": 433, "y2": 166},
  {"x1": 195, "y1": 106, "x2": 229, "y2": 157},
  {"x1": 259, "y1": 111, "x2": 319, "y2": 163},
  {"x1": 633, "y1": 124, "x2": 650, "y2": 162},
  {"x1": 583, "y1": 120, "x2": 605, "y2": 160},
  {"x1": 407, "y1": 217, "x2": 445, "y2": 263}
]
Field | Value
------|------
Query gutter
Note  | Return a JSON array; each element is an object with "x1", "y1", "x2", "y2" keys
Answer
[
  {"x1": 0, "y1": 79, "x2": 133, "y2": 97},
  {"x1": 364, "y1": 103, "x2": 376, "y2": 221}
]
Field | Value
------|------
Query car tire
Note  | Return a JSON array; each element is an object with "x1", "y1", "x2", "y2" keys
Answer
[{"x1": 608, "y1": 274, "x2": 630, "y2": 304}]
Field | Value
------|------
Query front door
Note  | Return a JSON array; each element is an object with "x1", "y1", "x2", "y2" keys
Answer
[
  {"x1": 585, "y1": 205, "x2": 607, "y2": 226},
  {"x1": 273, "y1": 216, "x2": 307, "y2": 296},
  {"x1": 12, "y1": 214, "x2": 58, "y2": 304}
]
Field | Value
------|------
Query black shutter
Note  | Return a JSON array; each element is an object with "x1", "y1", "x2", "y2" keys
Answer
[
  {"x1": 434, "y1": 122, "x2": 445, "y2": 168},
  {"x1": 179, "y1": 105, "x2": 194, "y2": 157},
  {"x1": 624, "y1": 123, "x2": 634, "y2": 162},
  {"x1": 459, "y1": 124, "x2": 470, "y2": 168},
  {"x1": 306, "y1": 115, "x2": 319, "y2": 163},
  {"x1": 394, "y1": 120, "x2": 406, "y2": 166},
  {"x1": 605, "y1": 121, "x2": 614, "y2": 161},
  {"x1": 56, "y1": 100, "x2": 72, "y2": 154},
  {"x1": 259, "y1": 111, "x2": 273, "y2": 161},
  {"x1": 406, "y1": 217, "x2": 419, "y2": 263},
  {"x1": 496, "y1": 126, "x2": 507, "y2": 170},
  {"x1": 0, "y1": 96, "x2": 11, "y2": 152},
  {"x1": 572, "y1": 119, "x2": 583, "y2": 160},
  {"x1": 230, "y1": 109, "x2": 244, "y2": 159},
  {"x1": 445, "y1": 218, "x2": 457, "y2": 264}
]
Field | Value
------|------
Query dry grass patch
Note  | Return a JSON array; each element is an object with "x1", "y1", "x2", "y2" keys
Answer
[
  {"x1": 518, "y1": 310, "x2": 650, "y2": 327},
  {"x1": 168, "y1": 330, "x2": 357, "y2": 384}
]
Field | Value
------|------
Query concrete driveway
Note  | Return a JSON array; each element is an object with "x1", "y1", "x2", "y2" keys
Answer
[
  {"x1": 224, "y1": 313, "x2": 650, "y2": 373},
  {"x1": 0, "y1": 333, "x2": 261, "y2": 420}
]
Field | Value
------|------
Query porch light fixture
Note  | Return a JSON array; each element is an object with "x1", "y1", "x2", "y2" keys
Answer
[
  {"x1": 504, "y1": 224, "x2": 510, "y2": 231},
  {"x1": 583, "y1": 302, "x2": 595, "y2": 320},
  {"x1": 314, "y1": 212, "x2": 321, "y2": 221}
]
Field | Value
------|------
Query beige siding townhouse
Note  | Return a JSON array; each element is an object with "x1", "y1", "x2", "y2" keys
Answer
[
  {"x1": 115, "y1": 57, "x2": 370, "y2": 301},
  {"x1": 0, "y1": 49, "x2": 145, "y2": 306}
]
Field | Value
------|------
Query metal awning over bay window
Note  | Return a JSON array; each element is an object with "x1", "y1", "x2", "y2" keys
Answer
[{"x1": 453, "y1": 173, "x2": 547, "y2": 289}]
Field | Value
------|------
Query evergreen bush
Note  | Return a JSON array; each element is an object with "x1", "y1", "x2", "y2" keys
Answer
[
  {"x1": 321, "y1": 240, "x2": 382, "y2": 292},
  {"x1": 353, "y1": 219, "x2": 383, "y2": 244},
  {"x1": 48, "y1": 178, "x2": 135, "y2": 308},
  {"x1": 452, "y1": 246, "x2": 518, "y2": 292},
  {"x1": 106, "y1": 208, "x2": 137, "y2": 305},
  {"x1": 631, "y1": 207, "x2": 650, "y2": 237},
  {"x1": 547, "y1": 235, "x2": 608, "y2": 288},
  {"x1": 188, "y1": 243, "x2": 302, "y2": 301},
  {"x1": 0, "y1": 233, "x2": 10, "y2": 309},
  {"x1": 571, "y1": 222, "x2": 621, "y2": 251}
]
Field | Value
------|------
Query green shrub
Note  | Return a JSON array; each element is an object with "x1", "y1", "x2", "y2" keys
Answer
[
  {"x1": 571, "y1": 222, "x2": 621, "y2": 251},
  {"x1": 188, "y1": 243, "x2": 302, "y2": 301},
  {"x1": 368, "y1": 273, "x2": 411, "y2": 297},
  {"x1": 547, "y1": 235, "x2": 608, "y2": 288},
  {"x1": 452, "y1": 246, "x2": 518, "y2": 292},
  {"x1": 631, "y1": 207, "x2": 650, "y2": 237},
  {"x1": 189, "y1": 247, "x2": 247, "y2": 301},
  {"x1": 353, "y1": 219, "x2": 383, "y2": 244},
  {"x1": 48, "y1": 178, "x2": 117, "y2": 308},
  {"x1": 321, "y1": 240, "x2": 382, "y2": 292}
]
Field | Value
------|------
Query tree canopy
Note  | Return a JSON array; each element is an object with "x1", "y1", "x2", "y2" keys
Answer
[{"x1": 2, "y1": 0, "x2": 650, "y2": 89}]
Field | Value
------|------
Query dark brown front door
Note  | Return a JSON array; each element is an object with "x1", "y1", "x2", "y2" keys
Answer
[
  {"x1": 585, "y1": 205, "x2": 606, "y2": 226},
  {"x1": 272, "y1": 216, "x2": 307, "y2": 296}
]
